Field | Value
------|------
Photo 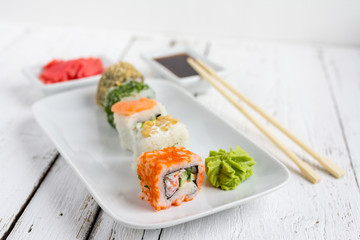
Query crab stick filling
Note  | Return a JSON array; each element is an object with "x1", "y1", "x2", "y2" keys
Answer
[{"x1": 164, "y1": 166, "x2": 198, "y2": 199}]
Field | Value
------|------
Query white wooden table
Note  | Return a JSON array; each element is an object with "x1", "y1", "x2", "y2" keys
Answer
[{"x1": 1, "y1": 24, "x2": 359, "y2": 240}]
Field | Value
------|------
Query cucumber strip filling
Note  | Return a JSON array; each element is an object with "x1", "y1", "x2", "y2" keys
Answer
[{"x1": 164, "y1": 166, "x2": 198, "y2": 199}]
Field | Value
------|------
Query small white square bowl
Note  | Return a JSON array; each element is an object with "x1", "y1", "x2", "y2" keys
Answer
[
  {"x1": 22, "y1": 56, "x2": 113, "y2": 94},
  {"x1": 141, "y1": 46, "x2": 226, "y2": 94}
]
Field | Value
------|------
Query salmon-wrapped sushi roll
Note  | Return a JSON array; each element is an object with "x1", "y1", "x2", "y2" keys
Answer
[
  {"x1": 111, "y1": 98, "x2": 167, "y2": 151},
  {"x1": 137, "y1": 147, "x2": 204, "y2": 211},
  {"x1": 133, "y1": 115, "x2": 189, "y2": 160}
]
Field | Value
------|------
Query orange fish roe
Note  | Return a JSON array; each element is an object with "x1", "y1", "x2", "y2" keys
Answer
[
  {"x1": 137, "y1": 147, "x2": 204, "y2": 211},
  {"x1": 111, "y1": 98, "x2": 157, "y2": 116}
]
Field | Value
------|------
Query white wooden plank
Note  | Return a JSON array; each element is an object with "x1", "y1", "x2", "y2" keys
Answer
[
  {"x1": 0, "y1": 24, "x2": 27, "y2": 52},
  {"x1": 321, "y1": 47, "x2": 360, "y2": 189},
  {"x1": 88, "y1": 211, "x2": 143, "y2": 239},
  {"x1": 142, "y1": 229, "x2": 163, "y2": 240},
  {"x1": 119, "y1": 35, "x2": 173, "y2": 78},
  {"x1": 85, "y1": 37, "x2": 360, "y2": 238},
  {"x1": 0, "y1": 26, "x2": 132, "y2": 238},
  {"x1": 88, "y1": 212, "x2": 162, "y2": 240},
  {"x1": 171, "y1": 37, "x2": 210, "y2": 55},
  {"x1": 3, "y1": 31, "x2": 162, "y2": 238},
  {"x1": 160, "y1": 41, "x2": 360, "y2": 239},
  {"x1": 0, "y1": 28, "x2": 67, "y2": 238},
  {"x1": 2, "y1": 24, "x2": 360, "y2": 239},
  {"x1": 6, "y1": 157, "x2": 99, "y2": 240},
  {"x1": 88, "y1": 211, "x2": 163, "y2": 240}
]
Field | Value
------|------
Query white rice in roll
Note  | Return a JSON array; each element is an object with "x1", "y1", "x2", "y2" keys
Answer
[
  {"x1": 111, "y1": 98, "x2": 167, "y2": 151},
  {"x1": 133, "y1": 115, "x2": 189, "y2": 163}
]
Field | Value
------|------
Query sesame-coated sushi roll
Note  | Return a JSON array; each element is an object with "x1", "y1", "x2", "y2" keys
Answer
[
  {"x1": 111, "y1": 98, "x2": 167, "y2": 151},
  {"x1": 96, "y1": 62, "x2": 144, "y2": 108},
  {"x1": 137, "y1": 147, "x2": 204, "y2": 211},
  {"x1": 133, "y1": 115, "x2": 189, "y2": 160}
]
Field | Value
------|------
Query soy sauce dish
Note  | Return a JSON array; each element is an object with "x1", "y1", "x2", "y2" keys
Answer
[{"x1": 142, "y1": 47, "x2": 226, "y2": 94}]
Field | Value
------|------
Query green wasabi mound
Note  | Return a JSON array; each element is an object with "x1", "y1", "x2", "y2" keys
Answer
[{"x1": 205, "y1": 146, "x2": 256, "y2": 191}]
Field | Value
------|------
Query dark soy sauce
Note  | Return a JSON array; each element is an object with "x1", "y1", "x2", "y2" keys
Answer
[{"x1": 154, "y1": 53, "x2": 198, "y2": 78}]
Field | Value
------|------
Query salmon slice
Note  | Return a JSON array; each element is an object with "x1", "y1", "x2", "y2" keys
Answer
[{"x1": 111, "y1": 98, "x2": 157, "y2": 116}]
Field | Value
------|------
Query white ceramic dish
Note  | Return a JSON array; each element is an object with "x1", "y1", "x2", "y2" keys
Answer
[
  {"x1": 23, "y1": 56, "x2": 112, "y2": 94},
  {"x1": 32, "y1": 78, "x2": 289, "y2": 229},
  {"x1": 142, "y1": 46, "x2": 226, "y2": 94}
]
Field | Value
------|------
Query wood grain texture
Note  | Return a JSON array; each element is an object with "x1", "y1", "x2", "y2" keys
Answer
[
  {"x1": 0, "y1": 25, "x2": 131, "y2": 239},
  {"x1": 118, "y1": 35, "x2": 173, "y2": 77},
  {"x1": 320, "y1": 47, "x2": 360, "y2": 190},
  {"x1": 1, "y1": 24, "x2": 360, "y2": 239},
  {"x1": 88, "y1": 211, "x2": 163, "y2": 240},
  {"x1": 172, "y1": 41, "x2": 360, "y2": 239},
  {"x1": 0, "y1": 25, "x2": 27, "y2": 53},
  {"x1": 6, "y1": 157, "x2": 100, "y2": 240},
  {"x1": 0, "y1": 26, "x2": 62, "y2": 238}
]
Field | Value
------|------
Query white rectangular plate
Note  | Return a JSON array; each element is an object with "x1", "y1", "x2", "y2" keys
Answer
[{"x1": 33, "y1": 78, "x2": 290, "y2": 229}]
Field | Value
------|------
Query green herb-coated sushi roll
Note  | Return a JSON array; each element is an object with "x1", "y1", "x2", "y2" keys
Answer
[{"x1": 104, "y1": 81, "x2": 155, "y2": 128}]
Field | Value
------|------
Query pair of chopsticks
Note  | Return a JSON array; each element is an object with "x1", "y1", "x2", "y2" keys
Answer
[{"x1": 187, "y1": 57, "x2": 345, "y2": 184}]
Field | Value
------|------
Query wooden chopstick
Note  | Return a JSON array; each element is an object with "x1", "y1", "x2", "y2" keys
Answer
[
  {"x1": 188, "y1": 57, "x2": 325, "y2": 184},
  {"x1": 191, "y1": 58, "x2": 345, "y2": 179}
]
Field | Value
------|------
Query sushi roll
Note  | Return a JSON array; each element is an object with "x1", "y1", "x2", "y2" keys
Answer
[
  {"x1": 105, "y1": 81, "x2": 155, "y2": 128},
  {"x1": 133, "y1": 115, "x2": 189, "y2": 160},
  {"x1": 96, "y1": 62, "x2": 144, "y2": 108},
  {"x1": 111, "y1": 98, "x2": 167, "y2": 151},
  {"x1": 137, "y1": 147, "x2": 204, "y2": 211}
]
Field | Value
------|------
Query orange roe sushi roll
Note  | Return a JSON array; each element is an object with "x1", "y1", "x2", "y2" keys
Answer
[{"x1": 137, "y1": 146, "x2": 204, "y2": 211}]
